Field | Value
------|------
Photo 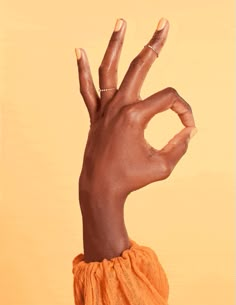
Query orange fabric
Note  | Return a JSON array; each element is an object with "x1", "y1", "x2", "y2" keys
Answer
[{"x1": 72, "y1": 238, "x2": 170, "y2": 305}]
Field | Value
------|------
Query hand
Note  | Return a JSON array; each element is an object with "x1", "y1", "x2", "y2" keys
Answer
[{"x1": 75, "y1": 18, "x2": 197, "y2": 202}]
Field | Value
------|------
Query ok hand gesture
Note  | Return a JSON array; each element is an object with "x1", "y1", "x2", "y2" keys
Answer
[{"x1": 75, "y1": 18, "x2": 198, "y2": 201}]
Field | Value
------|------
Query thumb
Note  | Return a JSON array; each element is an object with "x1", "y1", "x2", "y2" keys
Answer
[
  {"x1": 168, "y1": 127, "x2": 198, "y2": 147},
  {"x1": 159, "y1": 127, "x2": 198, "y2": 157},
  {"x1": 146, "y1": 127, "x2": 198, "y2": 183}
]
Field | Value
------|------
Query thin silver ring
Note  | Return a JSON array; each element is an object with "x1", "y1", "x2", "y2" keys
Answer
[
  {"x1": 99, "y1": 87, "x2": 117, "y2": 92},
  {"x1": 145, "y1": 44, "x2": 159, "y2": 57}
]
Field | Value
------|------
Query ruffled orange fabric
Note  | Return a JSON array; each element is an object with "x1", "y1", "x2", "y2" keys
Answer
[{"x1": 72, "y1": 238, "x2": 169, "y2": 305}]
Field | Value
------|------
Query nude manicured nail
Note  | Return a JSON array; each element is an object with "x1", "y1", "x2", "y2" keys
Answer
[
  {"x1": 190, "y1": 127, "x2": 198, "y2": 139},
  {"x1": 157, "y1": 18, "x2": 167, "y2": 31},
  {"x1": 75, "y1": 48, "x2": 81, "y2": 60},
  {"x1": 114, "y1": 18, "x2": 123, "y2": 32}
]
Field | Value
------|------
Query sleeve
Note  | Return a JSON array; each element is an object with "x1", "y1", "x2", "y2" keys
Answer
[{"x1": 72, "y1": 237, "x2": 170, "y2": 305}]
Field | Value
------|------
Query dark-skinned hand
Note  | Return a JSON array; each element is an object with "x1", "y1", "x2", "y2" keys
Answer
[{"x1": 75, "y1": 18, "x2": 197, "y2": 203}]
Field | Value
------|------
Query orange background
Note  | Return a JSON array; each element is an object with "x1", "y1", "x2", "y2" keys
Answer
[{"x1": 1, "y1": 0, "x2": 235, "y2": 304}]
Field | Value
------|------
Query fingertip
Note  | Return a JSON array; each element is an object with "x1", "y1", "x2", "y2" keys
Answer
[
  {"x1": 75, "y1": 48, "x2": 81, "y2": 60},
  {"x1": 156, "y1": 17, "x2": 170, "y2": 32},
  {"x1": 183, "y1": 127, "x2": 196, "y2": 145},
  {"x1": 114, "y1": 18, "x2": 124, "y2": 32},
  {"x1": 120, "y1": 18, "x2": 127, "y2": 27},
  {"x1": 156, "y1": 18, "x2": 168, "y2": 31},
  {"x1": 113, "y1": 18, "x2": 127, "y2": 34},
  {"x1": 169, "y1": 127, "x2": 193, "y2": 146},
  {"x1": 189, "y1": 127, "x2": 198, "y2": 139}
]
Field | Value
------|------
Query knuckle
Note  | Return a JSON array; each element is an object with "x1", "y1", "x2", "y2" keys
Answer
[
  {"x1": 186, "y1": 103, "x2": 192, "y2": 113},
  {"x1": 79, "y1": 86, "x2": 91, "y2": 99},
  {"x1": 79, "y1": 79, "x2": 90, "y2": 96},
  {"x1": 159, "y1": 158, "x2": 172, "y2": 178},
  {"x1": 166, "y1": 87, "x2": 178, "y2": 97},
  {"x1": 130, "y1": 56, "x2": 145, "y2": 70},
  {"x1": 80, "y1": 88, "x2": 88, "y2": 99},
  {"x1": 122, "y1": 105, "x2": 141, "y2": 124},
  {"x1": 181, "y1": 99, "x2": 193, "y2": 113},
  {"x1": 79, "y1": 85, "x2": 86, "y2": 95},
  {"x1": 166, "y1": 87, "x2": 193, "y2": 113},
  {"x1": 98, "y1": 63, "x2": 116, "y2": 75},
  {"x1": 98, "y1": 64, "x2": 107, "y2": 74}
]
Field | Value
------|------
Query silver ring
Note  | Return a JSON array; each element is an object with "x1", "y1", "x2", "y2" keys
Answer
[
  {"x1": 145, "y1": 44, "x2": 159, "y2": 57},
  {"x1": 99, "y1": 87, "x2": 117, "y2": 92}
]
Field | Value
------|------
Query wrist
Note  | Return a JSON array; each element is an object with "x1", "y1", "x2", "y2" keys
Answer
[
  {"x1": 78, "y1": 180, "x2": 130, "y2": 262},
  {"x1": 79, "y1": 173, "x2": 128, "y2": 207}
]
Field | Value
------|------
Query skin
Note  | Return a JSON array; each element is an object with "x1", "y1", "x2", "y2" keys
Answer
[{"x1": 75, "y1": 18, "x2": 197, "y2": 263}]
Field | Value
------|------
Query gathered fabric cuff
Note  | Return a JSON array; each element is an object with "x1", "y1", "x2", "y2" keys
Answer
[{"x1": 72, "y1": 237, "x2": 169, "y2": 305}]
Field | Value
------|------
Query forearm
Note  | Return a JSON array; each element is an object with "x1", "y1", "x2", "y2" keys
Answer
[{"x1": 79, "y1": 188, "x2": 131, "y2": 263}]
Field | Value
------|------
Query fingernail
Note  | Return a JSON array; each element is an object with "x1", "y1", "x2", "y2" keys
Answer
[
  {"x1": 190, "y1": 127, "x2": 198, "y2": 139},
  {"x1": 114, "y1": 18, "x2": 123, "y2": 32},
  {"x1": 157, "y1": 18, "x2": 167, "y2": 31},
  {"x1": 75, "y1": 48, "x2": 81, "y2": 60}
]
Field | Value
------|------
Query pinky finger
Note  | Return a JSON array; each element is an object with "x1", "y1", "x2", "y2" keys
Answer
[{"x1": 75, "y1": 48, "x2": 99, "y2": 123}]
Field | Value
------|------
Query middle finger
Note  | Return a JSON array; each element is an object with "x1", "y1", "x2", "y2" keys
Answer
[{"x1": 98, "y1": 18, "x2": 127, "y2": 105}]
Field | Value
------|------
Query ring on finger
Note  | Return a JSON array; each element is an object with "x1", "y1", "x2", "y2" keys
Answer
[
  {"x1": 99, "y1": 87, "x2": 117, "y2": 92},
  {"x1": 145, "y1": 44, "x2": 159, "y2": 57}
]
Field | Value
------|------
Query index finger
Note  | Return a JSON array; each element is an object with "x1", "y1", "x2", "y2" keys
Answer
[
  {"x1": 136, "y1": 87, "x2": 196, "y2": 128},
  {"x1": 117, "y1": 18, "x2": 170, "y2": 104}
]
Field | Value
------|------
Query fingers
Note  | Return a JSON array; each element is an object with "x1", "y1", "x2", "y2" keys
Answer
[
  {"x1": 75, "y1": 48, "x2": 99, "y2": 123},
  {"x1": 98, "y1": 18, "x2": 127, "y2": 104},
  {"x1": 149, "y1": 126, "x2": 198, "y2": 181},
  {"x1": 133, "y1": 87, "x2": 196, "y2": 128},
  {"x1": 117, "y1": 18, "x2": 170, "y2": 104}
]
